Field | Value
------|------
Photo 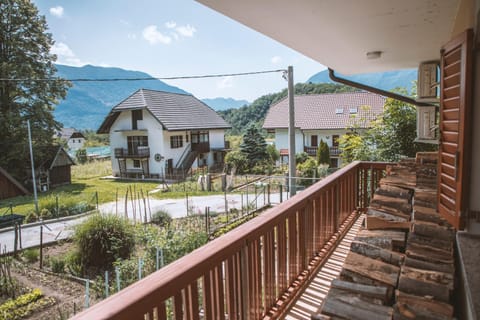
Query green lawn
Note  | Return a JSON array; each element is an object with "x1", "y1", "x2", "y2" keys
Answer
[{"x1": 0, "y1": 160, "x2": 220, "y2": 216}]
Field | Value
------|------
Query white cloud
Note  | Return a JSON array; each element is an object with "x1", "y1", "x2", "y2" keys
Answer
[
  {"x1": 127, "y1": 33, "x2": 137, "y2": 40},
  {"x1": 176, "y1": 24, "x2": 196, "y2": 37},
  {"x1": 165, "y1": 21, "x2": 177, "y2": 29},
  {"x1": 50, "y1": 42, "x2": 86, "y2": 66},
  {"x1": 217, "y1": 76, "x2": 234, "y2": 89},
  {"x1": 49, "y1": 6, "x2": 64, "y2": 18},
  {"x1": 271, "y1": 56, "x2": 282, "y2": 64},
  {"x1": 142, "y1": 25, "x2": 172, "y2": 45}
]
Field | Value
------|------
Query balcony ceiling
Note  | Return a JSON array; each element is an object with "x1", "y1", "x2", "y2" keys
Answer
[{"x1": 197, "y1": 0, "x2": 466, "y2": 74}]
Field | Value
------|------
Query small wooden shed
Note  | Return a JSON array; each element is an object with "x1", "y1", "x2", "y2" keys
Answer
[
  {"x1": 0, "y1": 166, "x2": 29, "y2": 200},
  {"x1": 36, "y1": 146, "x2": 75, "y2": 190}
]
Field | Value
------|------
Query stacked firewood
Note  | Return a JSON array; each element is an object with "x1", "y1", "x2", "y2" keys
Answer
[{"x1": 314, "y1": 153, "x2": 456, "y2": 320}]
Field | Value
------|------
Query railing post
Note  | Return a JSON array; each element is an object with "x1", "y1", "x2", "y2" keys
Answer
[{"x1": 240, "y1": 243, "x2": 250, "y2": 320}]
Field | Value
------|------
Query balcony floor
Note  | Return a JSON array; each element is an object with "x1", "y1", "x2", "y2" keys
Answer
[{"x1": 284, "y1": 214, "x2": 365, "y2": 319}]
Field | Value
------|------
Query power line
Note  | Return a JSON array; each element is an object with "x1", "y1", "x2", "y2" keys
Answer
[{"x1": 0, "y1": 68, "x2": 287, "y2": 82}]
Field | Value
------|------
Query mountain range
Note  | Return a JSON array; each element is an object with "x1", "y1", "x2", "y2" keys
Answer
[
  {"x1": 307, "y1": 69, "x2": 417, "y2": 93},
  {"x1": 53, "y1": 64, "x2": 248, "y2": 129},
  {"x1": 53, "y1": 64, "x2": 417, "y2": 130}
]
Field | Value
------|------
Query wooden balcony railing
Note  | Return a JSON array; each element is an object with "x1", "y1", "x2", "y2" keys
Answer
[
  {"x1": 191, "y1": 142, "x2": 210, "y2": 153},
  {"x1": 114, "y1": 147, "x2": 150, "y2": 158},
  {"x1": 72, "y1": 161, "x2": 388, "y2": 320},
  {"x1": 304, "y1": 146, "x2": 341, "y2": 156}
]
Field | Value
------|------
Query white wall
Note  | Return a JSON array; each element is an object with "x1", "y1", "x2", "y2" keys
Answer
[
  {"x1": 209, "y1": 130, "x2": 226, "y2": 149},
  {"x1": 303, "y1": 129, "x2": 347, "y2": 147},
  {"x1": 274, "y1": 129, "x2": 304, "y2": 154},
  {"x1": 109, "y1": 110, "x2": 164, "y2": 176},
  {"x1": 109, "y1": 110, "x2": 227, "y2": 177},
  {"x1": 67, "y1": 137, "x2": 85, "y2": 151}
]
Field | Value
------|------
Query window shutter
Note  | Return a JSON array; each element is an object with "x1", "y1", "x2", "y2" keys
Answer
[{"x1": 438, "y1": 29, "x2": 473, "y2": 229}]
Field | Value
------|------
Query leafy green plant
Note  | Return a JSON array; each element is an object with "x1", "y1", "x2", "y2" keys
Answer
[
  {"x1": 24, "y1": 211, "x2": 38, "y2": 223},
  {"x1": 74, "y1": 214, "x2": 135, "y2": 275},
  {"x1": 151, "y1": 210, "x2": 172, "y2": 228},
  {"x1": 22, "y1": 248, "x2": 39, "y2": 264},
  {"x1": 64, "y1": 250, "x2": 82, "y2": 277},
  {"x1": 0, "y1": 288, "x2": 43, "y2": 319},
  {"x1": 50, "y1": 257, "x2": 65, "y2": 274}
]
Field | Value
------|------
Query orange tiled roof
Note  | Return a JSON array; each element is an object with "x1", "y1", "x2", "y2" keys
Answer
[{"x1": 263, "y1": 92, "x2": 385, "y2": 130}]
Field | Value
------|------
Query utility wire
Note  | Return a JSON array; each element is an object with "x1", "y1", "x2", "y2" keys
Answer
[{"x1": 0, "y1": 69, "x2": 287, "y2": 82}]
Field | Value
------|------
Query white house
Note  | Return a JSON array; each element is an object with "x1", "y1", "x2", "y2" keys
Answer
[
  {"x1": 57, "y1": 128, "x2": 86, "y2": 151},
  {"x1": 97, "y1": 89, "x2": 231, "y2": 179},
  {"x1": 263, "y1": 91, "x2": 385, "y2": 167}
]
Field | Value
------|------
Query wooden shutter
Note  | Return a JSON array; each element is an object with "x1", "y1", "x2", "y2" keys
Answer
[{"x1": 438, "y1": 29, "x2": 474, "y2": 230}]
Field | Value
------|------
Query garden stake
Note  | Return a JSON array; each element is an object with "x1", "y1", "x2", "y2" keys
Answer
[
  {"x1": 105, "y1": 270, "x2": 109, "y2": 297},
  {"x1": 85, "y1": 279, "x2": 90, "y2": 308},
  {"x1": 138, "y1": 258, "x2": 143, "y2": 279},
  {"x1": 115, "y1": 266, "x2": 120, "y2": 292},
  {"x1": 39, "y1": 225, "x2": 43, "y2": 269},
  {"x1": 115, "y1": 188, "x2": 118, "y2": 216},
  {"x1": 160, "y1": 248, "x2": 164, "y2": 268},
  {"x1": 124, "y1": 188, "x2": 129, "y2": 220}
]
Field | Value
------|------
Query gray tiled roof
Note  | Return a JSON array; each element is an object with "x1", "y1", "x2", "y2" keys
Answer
[
  {"x1": 99, "y1": 89, "x2": 231, "y2": 132},
  {"x1": 263, "y1": 92, "x2": 386, "y2": 130}
]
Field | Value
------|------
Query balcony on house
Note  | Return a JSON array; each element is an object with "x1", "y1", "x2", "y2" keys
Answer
[
  {"x1": 114, "y1": 146, "x2": 150, "y2": 158},
  {"x1": 191, "y1": 142, "x2": 210, "y2": 153},
  {"x1": 304, "y1": 145, "x2": 341, "y2": 157}
]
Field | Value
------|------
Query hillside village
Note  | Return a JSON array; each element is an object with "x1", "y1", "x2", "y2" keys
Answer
[{"x1": 1, "y1": 0, "x2": 479, "y2": 320}]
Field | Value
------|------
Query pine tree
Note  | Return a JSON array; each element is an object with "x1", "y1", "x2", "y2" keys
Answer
[
  {"x1": 317, "y1": 139, "x2": 330, "y2": 165},
  {"x1": 240, "y1": 124, "x2": 268, "y2": 167},
  {"x1": 0, "y1": 0, "x2": 70, "y2": 181}
]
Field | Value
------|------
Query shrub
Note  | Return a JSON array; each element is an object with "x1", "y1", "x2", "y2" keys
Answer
[
  {"x1": 40, "y1": 208, "x2": 52, "y2": 220},
  {"x1": 151, "y1": 210, "x2": 172, "y2": 228},
  {"x1": 50, "y1": 257, "x2": 65, "y2": 273},
  {"x1": 74, "y1": 214, "x2": 135, "y2": 275},
  {"x1": 25, "y1": 211, "x2": 38, "y2": 223},
  {"x1": 297, "y1": 157, "x2": 318, "y2": 186},
  {"x1": 64, "y1": 250, "x2": 82, "y2": 276},
  {"x1": 22, "y1": 248, "x2": 39, "y2": 263}
]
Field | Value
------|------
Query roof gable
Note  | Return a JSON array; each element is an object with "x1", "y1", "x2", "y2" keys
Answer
[
  {"x1": 98, "y1": 89, "x2": 231, "y2": 133},
  {"x1": 263, "y1": 91, "x2": 386, "y2": 130}
]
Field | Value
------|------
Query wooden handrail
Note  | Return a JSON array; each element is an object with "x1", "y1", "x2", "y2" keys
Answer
[{"x1": 72, "y1": 161, "x2": 389, "y2": 320}]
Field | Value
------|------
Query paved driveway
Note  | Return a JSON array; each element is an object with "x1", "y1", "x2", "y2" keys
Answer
[{"x1": 0, "y1": 192, "x2": 288, "y2": 254}]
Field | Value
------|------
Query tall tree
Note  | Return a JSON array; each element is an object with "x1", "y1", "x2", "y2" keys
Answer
[
  {"x1": 0, "y1": 0, "x2": 69, "y2": 181},
  {"x1": 339, "y1": 92, "x2": 437, "y2": 164},
  {"x1": 240, "y1": 124, "x2": 269, "y2": 167},
  {"x1": 317, "y1": 139, "x2": 330, "y2": 165}
]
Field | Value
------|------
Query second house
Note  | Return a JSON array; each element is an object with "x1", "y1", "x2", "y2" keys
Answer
[{"x1": 98, "y1": 89, "x2": 231, "y2": 179}]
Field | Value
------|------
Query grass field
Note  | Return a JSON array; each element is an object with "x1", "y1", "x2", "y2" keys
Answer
[{"x1": 0, "y1": 160, "x2": 222, "y2": 216}]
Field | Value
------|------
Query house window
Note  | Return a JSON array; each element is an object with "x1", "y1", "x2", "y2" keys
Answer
[
  {"x1": 335, "y1": 108, "x2": 343, "y2": 114},
  {"x1": 311, "y1": 135, "x2": 318, "y2": 147},
  {"x1": 127, "y1": 136, "x2": 148, "y2": 154},
  {"x1": 170, "y1": 135, "x2": 183, "y2": 148},
  {"x1": 133, "y1": 160, "x2": 141, "y2": 168},
  {"x1": 132, "y1": 109, "x2": 143, "y2": 130},
  {"x1": 191, "y1": 131, "x2": 209, "y2": 143},
  {"x1": 349, "y1": 107, "x2": 358, "y2": 114},
  {"x1": 332, "y1": 135, "x2": 340, "y2": 147}
]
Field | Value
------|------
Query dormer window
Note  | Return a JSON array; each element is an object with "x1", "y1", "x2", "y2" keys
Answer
[
  {"x1": 335, "y1": 108, "x2": 343, "y2": 114},
  {"x1": 349, "y1": 107, "x2": 358, "y2": 114},
  {"x1": 132, "y1": 109, "x2": 143, "y2": 130}
]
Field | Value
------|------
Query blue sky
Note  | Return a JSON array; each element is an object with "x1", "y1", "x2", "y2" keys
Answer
[{"x1": 33, "y1": 0, "x2": 326, "y2": 102}]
